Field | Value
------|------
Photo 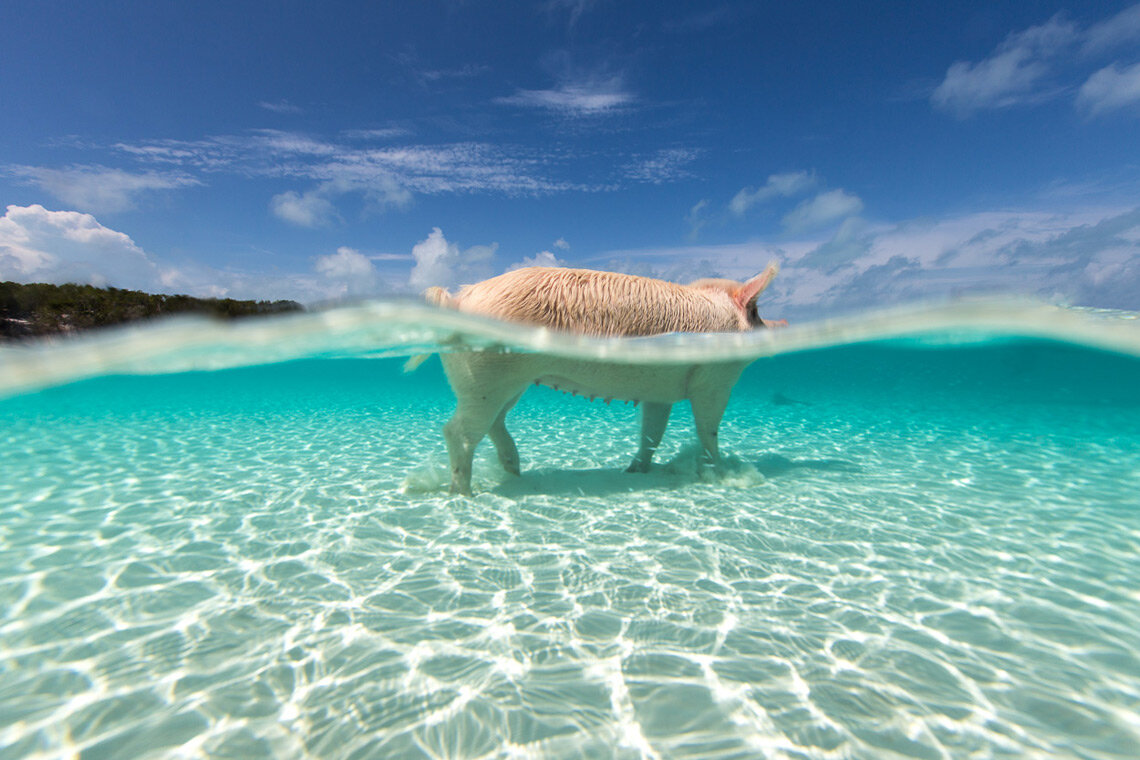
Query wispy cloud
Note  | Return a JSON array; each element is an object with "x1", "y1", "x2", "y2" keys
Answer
[
  {"x1": 662, "y1": 5, "x2": 745, "y2": 34},
  {"x1": 116, "y1": 132, "x2": 582, "y2": 197},
  {"x1": 597, "y1": 205, "x2": 1140, "y2": 319},
  {"x1": 685, "y1": 199, "x2": 710, "y2": 241},
  {"x1": 624, "y1": 148, "x2": 700, "y2": 184},
  {"x1": 1082, "y1": 3, "x2": 1140, "y2": 54},
  {"x1": 419, "y1": 63, "x2": 491, "y2": 82},
  {"x1": 497, "y1": 75, "x2": 633, "y2": 116},
  {"x1": 6, "y1": 165, "x2": 200, "y2": 214},
  {"x1": 782, "y1": 189, "x2": 864, "y2": 233},
  {"x1": 730, "y1": 171, "x2": 816, "y2": 216},
  {"x1": 932, "y1": 4, "x2": 1140, "y2": 118},
  {"x1": 258, "y1": 99, "x2": 304, "y2": 114},
  {"x1": 545, "y1": 0, "x2": 602, "y2": 29},
  {"x1": 340, "y1": 127, "x2": 414, "y2": 141},
  {"x1": 931, "y1": 15, "x2": 1076, "y2": 117},
  {"x1": 1077, "y1": 61, "x2": 1140, "y2": 116}
]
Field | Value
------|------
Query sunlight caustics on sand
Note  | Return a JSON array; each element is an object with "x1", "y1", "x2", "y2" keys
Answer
[{"x1": 1, "y1": 299, "x2": 1139, "y2": 759}]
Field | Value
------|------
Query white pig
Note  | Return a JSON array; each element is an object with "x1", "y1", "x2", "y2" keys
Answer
[{"x1": 424, "y1": 263, "x2": 782, "y2": 494}]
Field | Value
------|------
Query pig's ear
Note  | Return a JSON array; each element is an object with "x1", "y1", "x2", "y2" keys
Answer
[{"x1": 734, "y1": 261, "x2": 779, "y2": 309}]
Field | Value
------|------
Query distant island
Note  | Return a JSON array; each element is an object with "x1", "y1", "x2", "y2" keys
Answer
[{"x1": 1, "y1": 281, "x2": 303, "y2": 341}]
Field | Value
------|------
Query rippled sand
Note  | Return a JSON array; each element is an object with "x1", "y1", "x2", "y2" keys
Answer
[{"x1": 2, "y1": 339, "x2": 1139, "y2": 759}]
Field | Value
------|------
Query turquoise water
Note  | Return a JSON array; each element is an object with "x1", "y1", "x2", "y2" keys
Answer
[{"x1": 1, "y1": 300, "x2": 1139, "y2": 759}]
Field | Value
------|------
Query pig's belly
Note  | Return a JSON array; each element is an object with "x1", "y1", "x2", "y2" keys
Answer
[
  {"x1": 441, "y1": 352, "x2": 749, "y2": 405},
  {"x1": 528, "y1": 357, "x2": 716, "y2": 404}
]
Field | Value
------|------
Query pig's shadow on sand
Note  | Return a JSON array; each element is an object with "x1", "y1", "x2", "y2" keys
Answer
[{"x1": 491, "y1": 452, "x2": 861, "y2": 498}]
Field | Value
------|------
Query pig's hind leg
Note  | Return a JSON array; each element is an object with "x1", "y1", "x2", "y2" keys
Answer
[
  {"x1": 690, "y1": 386, "x2": 733, "y2": 475},
  {"x1": 626, "y1": 402, "x2": 672, "y2": 473}
]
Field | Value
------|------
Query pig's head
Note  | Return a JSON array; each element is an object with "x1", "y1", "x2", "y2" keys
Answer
[{"x1": 689, "y1": 262, "x2": 785, "y2": 330}]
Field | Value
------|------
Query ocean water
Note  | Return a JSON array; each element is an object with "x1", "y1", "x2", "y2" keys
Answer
[{"x1": 1, "y1": 299, "x2": 1139, "y2": 760}]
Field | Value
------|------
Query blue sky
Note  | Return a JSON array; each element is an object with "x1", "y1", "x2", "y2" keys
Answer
[{"x1": 2, "y1": 1, "x2": 1139, "y2": 319}]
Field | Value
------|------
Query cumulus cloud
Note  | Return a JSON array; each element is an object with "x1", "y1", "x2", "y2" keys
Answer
[
  {"x1": 408, "y1": 227, "x2": 497, "y2": 291},
  {"x1": 313, "y1": 246, "x2": 380, "y2": 299},
  {"x1": 730, "y1": 171, "x2": 817, "y2": 215},
  {"x1": 0, "y1": 204, "x2": 162, "y2": 289},
  {"x1": 7, "y1": 165, "x2": 200, "y2": 214},
  {"x1": 1077, "y1": 61, "x2": 1140, "y2": 116},
  {"x1": 931, "y1": 15, "x2": 1076, "y2": 116},
  {"x1": 782, "y1": 189, "x2": 864, "y2": 233},
  {"x1": 508, "y1": 250, "x2": 566, "y2": 271},
  {"x1": 0, "y1": 204, "x2": 408, "y2": 304},
  {"x1": 553, "y1": 237, "x2": 570, "y2": 250}
]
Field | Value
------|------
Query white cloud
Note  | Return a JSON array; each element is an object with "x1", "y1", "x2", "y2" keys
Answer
[
  {"x1": 313, "y1": 246, "x2": 379, "y2": 298},
  {"x1": 0, "y1": 204, "x2": 162, "y2": 289},
  {"x1": 931, "y1": 15, "x2": 1076, "y2": 116},
  {"x1": 546, "y1": 0, "x2": 600, "y2": 28},
  {"x1": 592, "y1": 206, "x2": 1140, "y2": 320},
  {"x1": 1077, "y1": 61, "x2": 1140, "y2": 116},
  {"x1": 0, "y1": 204, "x2": 406, "y2": 304},
  {"x1": 686, "y1": 199, "x2": 710, "y2": 241},
  {"x1": 408, "y1": 227, "x2": 497, "y2": 291},
  {"x1": 270, "y1": 188, "x2": 340, "y2": 227},
  {"x1": 782, "y1": 189, "x2": 864, "y2": 233},
  {"x1": 508, "y1": 250, "x2": 566, "y2": 271},
  {"x1": 1082, "y1": 3, "x2": 1140, "y2": 54},
  {"x1": 625, "y1": 148, "x2": 700, "y2": 184},
  {"x1": 497, "y1": 75, "x2": 633, "y2": 116},
  {"x1": 730, "y1": 171, "x2": 817, "y2": 215},
  {"x1": 118, "y1": 133, "x2": 581, "y2": 197},
  {"x1": 7, "y1": 165, "x2": 200, "y2": 214},
  {"x1": 341, "y1": 127, "x2": 413, "y2": 141},
  {"x1": 553, "y1": 237, "x2": 570, "y2": 250},
  {"x1": 258, "y1": 100, "x2": 303, "y2": 114}
]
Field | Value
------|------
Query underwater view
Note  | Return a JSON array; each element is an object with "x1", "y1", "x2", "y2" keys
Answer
[{"x1": 1, "y1": 299, "x2": 1139, "y2": 759}]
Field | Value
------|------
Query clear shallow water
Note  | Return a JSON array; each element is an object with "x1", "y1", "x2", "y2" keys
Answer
[{"x1": 1, "y1": 300, "x2": 1139, "y2": 759}]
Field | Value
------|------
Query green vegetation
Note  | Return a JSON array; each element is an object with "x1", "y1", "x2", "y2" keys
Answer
[{"x1": 1, "y1": 281, "x2": 303, "y2": 340}]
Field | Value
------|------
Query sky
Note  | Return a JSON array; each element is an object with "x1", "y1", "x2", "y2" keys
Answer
[{"x1": 2, "y1": 0, "x2": 1139, "y2": 320}]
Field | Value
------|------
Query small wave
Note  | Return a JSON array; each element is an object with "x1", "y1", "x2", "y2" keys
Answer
[{"x1": 1, "y1": 296, "x2": 1138, "y2": 399}]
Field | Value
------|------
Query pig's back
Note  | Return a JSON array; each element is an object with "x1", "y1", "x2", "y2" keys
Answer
[{"x1": 454, "y1": 267, "x2": 740, "y2": 337}]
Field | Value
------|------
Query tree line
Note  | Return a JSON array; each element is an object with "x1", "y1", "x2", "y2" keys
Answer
[{"x1": 1, "y1": 281, "x2": 303, "y2": 340}]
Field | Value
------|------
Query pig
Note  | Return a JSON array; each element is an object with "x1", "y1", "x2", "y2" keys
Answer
[{"x1": 423, "y1": 263, "x2": 782, "y2": 495}]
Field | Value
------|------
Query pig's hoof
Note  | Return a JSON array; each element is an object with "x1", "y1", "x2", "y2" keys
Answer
[{"x1": 626, "y1": 461, "x2": 650, "y2": 474}]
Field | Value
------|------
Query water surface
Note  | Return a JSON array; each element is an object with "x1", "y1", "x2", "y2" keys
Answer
[{"x1": 1, "y1": 299, "x2": 1138, "y2": 759}]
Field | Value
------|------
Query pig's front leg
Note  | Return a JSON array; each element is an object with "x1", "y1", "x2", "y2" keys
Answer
[
  {"x1": 690, "y1": 386, "x2": 733, "y2": 475},
  {"x1": 444, "y1": 386, "x2": 526, "y2": 495},
  {"x1": 626, "y1": 402, "x2": 672, "y2": 473}
]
